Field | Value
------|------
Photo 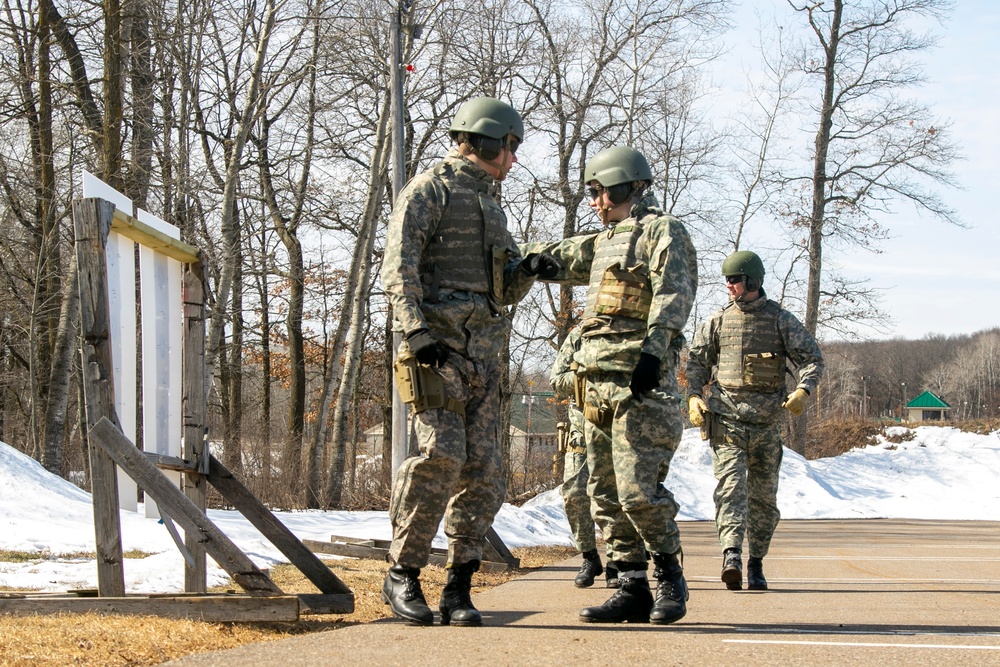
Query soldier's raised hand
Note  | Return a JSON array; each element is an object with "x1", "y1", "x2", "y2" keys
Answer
[{"x1": 522, "y1": 253, "x2": 562, "y2": 280}]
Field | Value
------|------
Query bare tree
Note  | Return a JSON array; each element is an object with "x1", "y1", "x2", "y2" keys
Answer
[{"x1": 783, "y1": 0, "x2": 960, "y2": 336}]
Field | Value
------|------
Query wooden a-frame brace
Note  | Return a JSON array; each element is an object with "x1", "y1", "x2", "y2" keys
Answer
[{"x1": 0, "y1": 197, "x2": 353, "y2": 621}]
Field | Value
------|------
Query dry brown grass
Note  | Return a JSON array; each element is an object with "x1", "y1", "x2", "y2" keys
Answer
[{"x1": 0, "y1": 546, "x2": 576, "y2": 667}]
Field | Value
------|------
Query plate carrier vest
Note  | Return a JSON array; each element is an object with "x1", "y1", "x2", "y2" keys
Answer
[
  {"x1": 716, "y1": 299, "x2": 786, "y2": 392},
  {"x1": 419, "y1": 159, "x2": 511, "y2": 308}
]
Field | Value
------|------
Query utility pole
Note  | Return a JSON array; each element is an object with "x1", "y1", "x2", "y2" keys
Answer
[{"x1": 389, "y1": 1, "x2": 408, "y2": 475}]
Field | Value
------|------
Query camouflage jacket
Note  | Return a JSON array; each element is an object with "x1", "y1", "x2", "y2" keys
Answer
[
  {"x1": 524, "y1": 194, "x2": 697, "y2": 377},
  {"x1": 382, "y1": 149, "x2": 537, "y2": 359},
  {"x1": 549, "y1": 326, "x2": 582, "y2": 400},
  {"x1": 686, "y1": 291, "x2": 824, "y2": 424},
  {"x1": 549, "y1": 327, "x2": 585, "y2": 446}
]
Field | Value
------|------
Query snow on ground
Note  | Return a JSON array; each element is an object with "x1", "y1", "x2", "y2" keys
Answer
[{"x1": 2, "y1": 425, "x2": 998, "y2": 592}]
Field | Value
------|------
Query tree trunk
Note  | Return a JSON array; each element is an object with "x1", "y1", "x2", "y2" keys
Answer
[
  {"x1": 321, "y1": 100, "x2": 390, "y2": 508},
  {"x1": 40, "y1": 255, "x2": 80, "y2": 474}
]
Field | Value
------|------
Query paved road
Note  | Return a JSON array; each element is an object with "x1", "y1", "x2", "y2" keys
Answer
[{"x1": 164, "y1": 520, "x2": 1000, "y2": 666}]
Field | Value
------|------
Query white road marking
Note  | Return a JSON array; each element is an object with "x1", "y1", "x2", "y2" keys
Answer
[{"x1": 724, "y1": 639, "x2": 1000, "y2": 650}]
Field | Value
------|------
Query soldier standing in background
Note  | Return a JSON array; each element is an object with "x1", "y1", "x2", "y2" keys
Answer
[
  {"x1": 532, "y1": 146, "x2": 698, "y2": 624},
  {"x1": 686, "y1": 250, "x2": 824, "y2": 591},
  {"x1": 549, "y1": 325, "x2": 619, "y2": 589},
  {"x1": 380, "y1": 97, "x2": 561, "y2": 626}
]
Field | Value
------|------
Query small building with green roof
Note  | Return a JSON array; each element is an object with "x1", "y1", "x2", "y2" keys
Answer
[{"x1": 905, "y1": 390, "x2": 951, "y2": 422}]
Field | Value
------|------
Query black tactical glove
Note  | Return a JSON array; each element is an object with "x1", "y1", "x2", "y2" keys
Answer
[
  {"x1": 629, "y1": 352, "x2": 661, "y2": 401},
  {"x1": 522, "y1": 253, "x2": 562, "y2": 280},
  {"x1": 405, "y1": 329, "x2": 449, "y2": 367}
]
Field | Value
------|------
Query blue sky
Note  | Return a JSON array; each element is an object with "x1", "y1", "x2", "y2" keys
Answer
[{"x1": 716, "y1": 1, "x2": 1000, "y2": 340}]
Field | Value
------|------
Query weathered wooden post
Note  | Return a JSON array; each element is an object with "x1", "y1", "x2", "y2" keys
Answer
[
  {"x1": 73, "y1": 197, "x2": 126, "y2": 597},
  {"x1": 183, "y1": 260, "x2": 208, "y2": 592}
]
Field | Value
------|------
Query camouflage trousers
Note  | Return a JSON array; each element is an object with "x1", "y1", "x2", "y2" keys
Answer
[
  {"x1": 389, "y1": 354, "x2": 504, "y2": 569},
  {"x1": 560, "y1": 450, "x2": 598, "y2": 553},
  {"x1": 583, "y1": 374, "x2": 683, "y2": 566},
  {"x1": 709, "y1": 414, "x2": 783, "y2": 558}
]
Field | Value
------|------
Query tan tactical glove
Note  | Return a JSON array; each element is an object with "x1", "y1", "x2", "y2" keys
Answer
[
  {"x1": 688, "y1": 395, "x2": 709, "y2": 427},
  {"x1": 782, "y1": 388, "x2": 809, "y2": 416}
]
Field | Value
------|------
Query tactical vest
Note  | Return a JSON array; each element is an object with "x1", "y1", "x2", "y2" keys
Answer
[
  {"x1": 581, "y1": 219, "x2": 653, "y2": 331},
  {"x1": 420, "y1": 159, "x2": 511, "y2": 305},
  {"x1": 716, "y1": 300, "x2": 786, "y2": 392}
]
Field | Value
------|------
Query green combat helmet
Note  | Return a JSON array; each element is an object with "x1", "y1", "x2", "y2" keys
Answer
[
  {"x1": 721, "y1": 251, "x2": 766, "y2": 280},
  {"x1": 449, "y1": 97, "x2": 524, "y2": 142},
  {"x1": 585, "y1": 146, "x2": 653, "y2": 188}
]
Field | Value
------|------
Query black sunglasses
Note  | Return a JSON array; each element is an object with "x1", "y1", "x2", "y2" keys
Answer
[
  {"x1": 505, "y1": 137, "x2": 520, "y2": 155},
  {"x1": 726, "y1": 275, "x2": 745, "y2": 285},
  {"x1": 586, "y1": 185, "x2": 605, "y2": 200}
]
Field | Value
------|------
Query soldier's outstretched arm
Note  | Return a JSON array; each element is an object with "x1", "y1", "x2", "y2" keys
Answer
[{"x1": 518, "y1": 233, "x2": 598, "y2": 286}]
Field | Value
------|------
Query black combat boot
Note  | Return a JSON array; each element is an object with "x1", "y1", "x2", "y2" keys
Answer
[
  {"x1": 650, "y1": 552, "x2": 689, "y2": 625},
  {"x1": 382, "y1": 564, "x2": 433, "y2": 626},
  {"x1": 574, "y1": 549, "x2": 604, "y2": 588},
  {"x1": 439, "y1": 560, "x2": 482, "y2": 626},
  {"x1": 747, "y1": 556, "x2": 768, "y2": 590},
  {"x1": 578, "y1": 563, "x2": 653, "y2": 623},
  {"x1": 605, "y1": 564, "x2": 620, "y2": 589},
  {"x1": 721, "y1": 547, "x2": 743, "y2": 591}
]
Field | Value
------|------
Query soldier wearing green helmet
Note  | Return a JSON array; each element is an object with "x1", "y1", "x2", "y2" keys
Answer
[
  {"x1": 381, "y1": 96, "x2": 560, "y2": 627},
  {"x1": 522, "y1": 145, "x2": 698, "y2": 625},
  {"x1": 686, "y1": 250, "x2": 824, "y2": 592}
]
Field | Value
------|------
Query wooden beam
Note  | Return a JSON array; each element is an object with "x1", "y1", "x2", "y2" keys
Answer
[
  {"x1": 73, "y1": 197, "x2": 126, "y2": 597},
  {"x1": 182, "y1": 260, "x2": 209, "y2": 592},
  {"x1": 0, "y1": 595, "x2": 298, "y2": 622},
  {"x1": 111, "y1": 208, "x2": 200, "y2": 264},
  {"x1": 485, "y1": 527, "x2": 520, "y2": 569},
  {"x1": 89, "y1": 418, "x2": 282, "y2": 597},
  {"x1": 296, "y1": 594, "x2": 355, "y2": 615},
  {"x1": 208, "y1": 456, "x2": 353, "y2": 598},
  {"x1": 143, "y1": 451, "x2": 200, "y2": 474}
]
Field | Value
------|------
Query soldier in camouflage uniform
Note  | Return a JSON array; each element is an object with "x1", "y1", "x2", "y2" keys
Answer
[
  {"x1": 686, "y1": 250, "x2": 823, "y2": 592},
  {"x1": 549, "y1": 326, "x2": 618, "y2": 589},
  {"x1": 380, "y1": 97, "x2": 561, "y2": 627},
  {"x1": 530, "y1": 146, "x2": 698, "y2": 624}
]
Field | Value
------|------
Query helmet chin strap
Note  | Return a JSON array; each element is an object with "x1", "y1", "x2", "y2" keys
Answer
[
  {"x1": 476, "y1": 146, "x2": 510, "y2": 180},
  {"x1": 598, "y1": 203, "x2": 614, "y2": 226}
]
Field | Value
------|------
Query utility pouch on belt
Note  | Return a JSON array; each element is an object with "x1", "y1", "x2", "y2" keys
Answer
[
  {"x1": 570, "y1": 362, "x2": 587, "y2": 409},
  {"x1": 393, "y1": 357, "x2": 465, "y2": 419},
  {"x1": 584, "y1": 403, "x2": 612, "y2": 427},
  {"x1": 594, "y1": 262, "x2": 652, "y2": 320},
  {"x1": 742, "y1": 352, "x2": 784, "y2": 391},
  {"x1": 553, "y1": 422, "x2": 568, "y2": 475}
]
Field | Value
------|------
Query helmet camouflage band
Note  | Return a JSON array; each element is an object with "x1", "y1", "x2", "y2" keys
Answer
[
  {"x1": 584, "y1": 146, "x2": 653, "y2": 187},
  {"x1": 721, "y1": 251, "x2": 766, "y2": 280},
  {"x1": 449, "y1": 97, "x2": 524, "y2": 141}
]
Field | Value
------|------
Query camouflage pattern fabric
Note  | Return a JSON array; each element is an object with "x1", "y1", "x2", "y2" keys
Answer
[
  {"x1": 382, "y1": 149, "x2": 539, "y2": 569},
  {"x1": 686, "y1": 289, "x2": 824, "y2": 558},
  {"x1": 562, "y1": 446, "x2": 598, "y2": 553},
  {"x1": 585, "y1": 376, "x2": 684, "y2": 563},
  {"x1": 538, "y1": 194, "x2": 697, "y2": 566},
  {"x1": 550, "y1": 328, "x2": 598, "y2": 553},
  {"x1": 709, "y1": 414, "x2": 782, "y2": 558}
]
